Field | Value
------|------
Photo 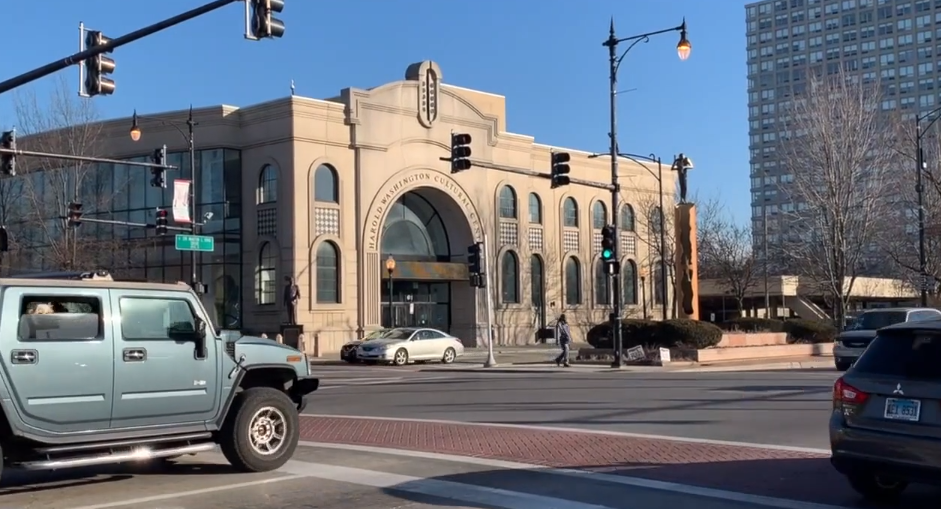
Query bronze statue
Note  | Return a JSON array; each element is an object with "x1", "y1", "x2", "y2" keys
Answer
[
  {"x1": 674, "y1": 153, "x2": 693, "y2": 203},
  {"x1": 283, "y1": 276, "x2": 300, "y2": 325}
]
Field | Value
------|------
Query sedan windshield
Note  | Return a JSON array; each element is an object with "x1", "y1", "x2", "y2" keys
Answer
[
  {"x1": 363, "y1": 329, "x2": 391, "y2": 341},
  {"x1": 848, "y1": 311, "x2": 908, "y2": 331},
  {"x1": 383, "y1": 329, "x2": 415, "y2": 340}
]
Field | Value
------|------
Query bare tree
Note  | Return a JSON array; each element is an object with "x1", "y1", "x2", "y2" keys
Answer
[
  {"x1": 8, "y1": 76, "x2": 125, "y2": 272},
  {"x1": 697, "y1": 197, "x2": 759, "y2": 314},
  {"x1": 628, "y1": 189, "x2": 679, "y2": 318},
  {"x1": 776, "y1": 70, "x2": 898, "y2": 326}
]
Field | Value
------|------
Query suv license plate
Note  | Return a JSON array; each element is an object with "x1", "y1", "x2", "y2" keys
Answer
[{"x1": 884, "y1": 398, "x2": 922, "y2": 422}]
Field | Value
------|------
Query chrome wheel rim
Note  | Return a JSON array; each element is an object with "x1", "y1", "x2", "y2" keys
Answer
[
  {"x1": 249, "y1": 406, "x2": 287, "y2": 456},
  {"x1": 444, "y1": 349, "x2": 455, "y2": 362},
  {"x1": 395, "y1": 350, "x2": 407, "y2": 364}
]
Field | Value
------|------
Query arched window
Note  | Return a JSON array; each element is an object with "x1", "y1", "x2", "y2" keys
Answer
[
  {"x1": 565, "y1": 257, "x2": 581, "y2": 305},
  {"x1": 592, "y1": 201, "x2": 607, "y2": 229},
  {"x1": 594, "y1": 260, "x2": 611, "y2": 306},
  {"x1": 620, "y1": 204, "x2": 636, "y2": 232},
  {"x1": 653, "y1": 260, "x2": 668, "y2": 305},
  {"x1": 314, "y1": 164, "x2": 339, "y2": 203},
  {"x1": 530, "y1": 254, "x2": 544, "y2": 307},
  {"x1": 563, "y1": 198, "x2": 578, "y2": 227},
  {"x1": 499, "y1": 186, "x2": 517, "y2": 219},
  {"x1": 622, "y1": 260, "x2": 638, "y2": 305},
  {"x1": 501, "y1": 251, "x2": 519, "y2": 303},
  {"x1": 649, "y1": 206, "x2": 663, "y2": 234},
  {"x1": 257, "y1": 164, "x2": 278, "y2": 204},
  {"x1": 315, "y1": 241, "x2": 340, "y2": 303},
  {"x1": 255, "y1": 242, "x2": 277, "y2": 304},
  {"x1": 528, "y1": 193, "x2": 542, "y2": 224}
]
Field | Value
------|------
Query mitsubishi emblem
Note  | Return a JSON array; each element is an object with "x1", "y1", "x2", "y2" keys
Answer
[{"x1": 893, "y1": 384, "x2": 904, "y2": 396}]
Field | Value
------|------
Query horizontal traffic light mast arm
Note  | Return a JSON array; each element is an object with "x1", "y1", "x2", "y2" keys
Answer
[
  {"x1": 66, "y1": 216, "x2": 192, "y2": 232},
  {"x1": 469, "y1": 160, "x2": 614, "y2": 192},
  {"x1": 0, "y1": 0, "x2": 239, "y2": 95},
  {"x1": 0, "y1": 148, "x2": 177, "y2": 170}
]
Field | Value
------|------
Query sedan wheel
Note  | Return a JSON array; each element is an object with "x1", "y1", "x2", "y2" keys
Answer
[
  {"x1": 442, "y1": 347, "x2": 456, "y2": 364},
  {"x1": 393, "y1": 348, "x2": 409, "y2": 366}
]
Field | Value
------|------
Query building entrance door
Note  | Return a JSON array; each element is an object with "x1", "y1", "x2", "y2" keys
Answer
[{"x1": 381, "y1": 281, "x2": 451, "y2": 332}]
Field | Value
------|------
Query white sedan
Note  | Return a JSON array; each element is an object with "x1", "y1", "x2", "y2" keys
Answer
[{"x1": 356, "y1": 327, "x2": 465, "y2": 366}]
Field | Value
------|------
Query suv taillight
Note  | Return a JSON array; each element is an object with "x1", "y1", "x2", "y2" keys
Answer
[{"x1": 834, "y1": 376, "x2": 869, "y2": 409}]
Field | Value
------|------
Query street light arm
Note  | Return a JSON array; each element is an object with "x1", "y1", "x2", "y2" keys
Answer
[
  {"x1": 134, "y1": 113, "x2": 193, "y2": 143},
  {"x1": 606, "y1": 24, "x2": 686, "y2": 76},
  {"x1": 588, "y1": 151, "x2": 661, "y2": 180}
]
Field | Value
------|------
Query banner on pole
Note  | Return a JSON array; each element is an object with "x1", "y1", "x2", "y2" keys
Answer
[{"x1": 173, "y1": 179, "x2": 192, "y2": 224}]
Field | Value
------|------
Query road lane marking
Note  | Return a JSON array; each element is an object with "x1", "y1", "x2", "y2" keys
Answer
[
  {"x1": 278, "y1": 459, "x2": 616, "y2": 509},
  {"x1": 298, "y1": 441, "x2": 851, "y2": 509},
  {"x1": 301, "y1": 413, "x2": 831, "y2": 455},
  {"x1": 69, "y1": 474, "x2": 306, "y2": 509}
]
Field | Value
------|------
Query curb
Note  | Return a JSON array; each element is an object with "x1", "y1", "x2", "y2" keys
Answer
[{"x1": 669, "y1": 360, "x2": 835, "y2": 373}]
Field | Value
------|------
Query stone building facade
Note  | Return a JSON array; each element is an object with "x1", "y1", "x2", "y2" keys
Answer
[{"x1": 82, "y1": 60, "x2": 676, "y2": 355}]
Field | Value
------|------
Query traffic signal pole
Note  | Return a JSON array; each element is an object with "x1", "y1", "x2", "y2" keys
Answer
[
  {"x1": 0, "y1": 0, "x2": 240, "y2": 96},
  {"x1": 0, "y1": 146, "x2": 176, "y2": 172}
]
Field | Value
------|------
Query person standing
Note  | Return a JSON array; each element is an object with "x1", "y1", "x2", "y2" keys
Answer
[
  {"x1": 554, "y1": 314, "x2": 572, "y2": 367},
  {"x1": 283, "y1": 276, "x2": 301, "y2": 325}
]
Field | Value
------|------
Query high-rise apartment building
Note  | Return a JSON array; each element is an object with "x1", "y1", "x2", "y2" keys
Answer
[{"x1": 745, "y1": 0, "x2": 941, "y2": 260}]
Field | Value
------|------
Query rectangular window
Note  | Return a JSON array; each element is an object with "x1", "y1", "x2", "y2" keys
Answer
[
  {"x1": 18, "y1": 295, "x2": 103, "y2": 342},
  {"x1": 120, "y1": 297, "x2": 197, "y2": 340}
]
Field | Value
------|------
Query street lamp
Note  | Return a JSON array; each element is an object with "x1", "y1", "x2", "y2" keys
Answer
[
  {"x1": 129, "y1": 106, "x2": 201, "y2": 292},
  {"x1": 385, "y1": 256, "x2": 396, "y2": 327},
  {"x1": 914, "y1": 107, "x2": 941, "y2": 306},
  {"x1": 603, "y1": 17, "x2": 690, "y2": 368},
  {"x1": 589, "y1": 151, "x2": 669, "y2": 321}
]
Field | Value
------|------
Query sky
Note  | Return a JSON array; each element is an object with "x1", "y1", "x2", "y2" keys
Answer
[{"x1": 0, "y1": 0, "x2": 750, "y2": 222}]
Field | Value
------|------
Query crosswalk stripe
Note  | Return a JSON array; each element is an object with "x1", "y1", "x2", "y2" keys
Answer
[{"x1": 278, "y1": 459, "x2": 616, "y2": 509}]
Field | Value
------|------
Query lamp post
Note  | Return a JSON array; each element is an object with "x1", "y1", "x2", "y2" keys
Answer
[
  {"x1": 129, "y1": 106, "x2": 201, "y2": 291},
  {"x1": 914, "y1": 107, "x2": 941, "y2": 306},
  {"x1": 385, "y1": 256, "x2": 396, "y2": 327},
  {"x1": 640, "y1": 275, "x2": 648, "y2": 320},
  {"x1": 603, "y1": 18, "x2": 690, "y2": 367}
]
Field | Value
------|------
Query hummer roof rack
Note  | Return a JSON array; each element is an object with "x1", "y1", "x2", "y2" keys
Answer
[{"x1": 9, "y1": 270, "x2": 114, "y2": 281}]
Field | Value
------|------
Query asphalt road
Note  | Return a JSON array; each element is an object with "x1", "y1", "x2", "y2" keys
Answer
[
  {"x1": 310, "y1": 365, "x2": 839, "y2": 450},
  {"x1": 0, "y1": 442, "x2": 863, "y2": 509},
  {"x1": 1, "y1": 366, "x2": 894, "y2": 509}
]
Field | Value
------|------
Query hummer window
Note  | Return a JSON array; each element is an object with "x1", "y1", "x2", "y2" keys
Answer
[
  {"x1": 17, "y1": 295, "x2": 103, "y2": 341},
  {"x1": 120, "y1": 297, "x2": 197, "y2": 340}
]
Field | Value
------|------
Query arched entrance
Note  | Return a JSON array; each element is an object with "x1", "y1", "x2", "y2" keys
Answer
[{"x1": 379, "y1": 188, "x2": 476, "y2": 335}]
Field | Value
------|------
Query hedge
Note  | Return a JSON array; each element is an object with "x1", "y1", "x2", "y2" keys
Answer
[
  {"x1": 782, "y1": 319, "x2": 837, "y2": 344},
  {"x1": 719, "y1": 317, "x2": 785, "y2": 333},
  {"x1": 586, "y1": 319, "x2": 724, "y2": 350}
]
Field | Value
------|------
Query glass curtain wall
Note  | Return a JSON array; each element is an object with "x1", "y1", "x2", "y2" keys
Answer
[{"x1": 3, "y1": 148, "x2": 243, "y2": 329}]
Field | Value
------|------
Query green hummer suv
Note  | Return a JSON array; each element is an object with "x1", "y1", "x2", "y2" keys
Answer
[{"x1": 0, "y1": 272, "x2": 318, "y2": 479}]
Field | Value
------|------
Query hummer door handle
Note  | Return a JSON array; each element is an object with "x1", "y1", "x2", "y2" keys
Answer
[
  {"x1": 11, "y1": 349, "x2": 37, "y2": 364},
  {"x1": 123, "y1": 348, "x2": 147, "y2": 362}
]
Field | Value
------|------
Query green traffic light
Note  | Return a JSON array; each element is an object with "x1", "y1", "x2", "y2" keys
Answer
[{"x1": 601, "y1": 249, "x2": 613, "y2": 260}]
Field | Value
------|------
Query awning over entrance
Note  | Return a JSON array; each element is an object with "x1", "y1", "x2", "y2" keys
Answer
[{"x1": 383, "y1": 261, "x2": 468, "y2": 281}]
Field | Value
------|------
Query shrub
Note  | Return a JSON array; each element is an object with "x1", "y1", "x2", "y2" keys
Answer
[
  {"x1": 661, "y1": 319, "x2": 724, "y2": 349},
  {"x1": 720, "y1": 317, "x2": 785, "y2": 333},
  {"x1": 586, "y1": 318, "x2": 723, "y2": 350},
  {"x1": 783, "y1": 319, "x2": 837, "y2": 344},
  {"x1": 586, "y1": 319, "x2": 658, "y2": 349}
]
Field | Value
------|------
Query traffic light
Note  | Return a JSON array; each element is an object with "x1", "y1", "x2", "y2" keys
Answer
[
  {"x1": 0, "y1": 226, "x2": 8, "y2": 253},
  {"x1": 550, "y1": 152, "x2": 571, "y2": 188},
  {"x1": 85, "y1": 31, "x2": 116, "y2": 97},
  {"x1": 250, "y1": 0, "x2": 285, "y2": 39},
  {"x1": 450, "y1": 133, "x2": 473, "y2": 174},
  {"x1": 155, "y1": 208, "x2": 169, "y2": 236},
  {"x1": 67, "y1": 202, "x2": 83, "y2": 228},
  {"x1": 150, "y1": 145, "x2": 167, "y2": 188},
  {"x1": 601, "y1": 224, "x2": 616, "y2": 263},
  {"x1": 0, "y1": 130, "x2": 15, "y2": 176},
  {"x1": 467, "y1": 241, "x2": 484, "y2": 281}
]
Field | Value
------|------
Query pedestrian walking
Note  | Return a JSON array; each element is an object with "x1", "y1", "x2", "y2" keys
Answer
[{"x1": 554, "y1": 314, "x2": 572, "y2": 367}]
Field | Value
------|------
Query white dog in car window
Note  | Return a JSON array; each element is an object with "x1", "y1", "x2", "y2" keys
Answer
[{"x1": 29, "y1": 303, "x2": 55, "y2": 315}]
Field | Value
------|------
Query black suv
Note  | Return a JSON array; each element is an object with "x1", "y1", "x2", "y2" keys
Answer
[{"x1": 830, "y1": 319, "x2": 941, "y2": 502}]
